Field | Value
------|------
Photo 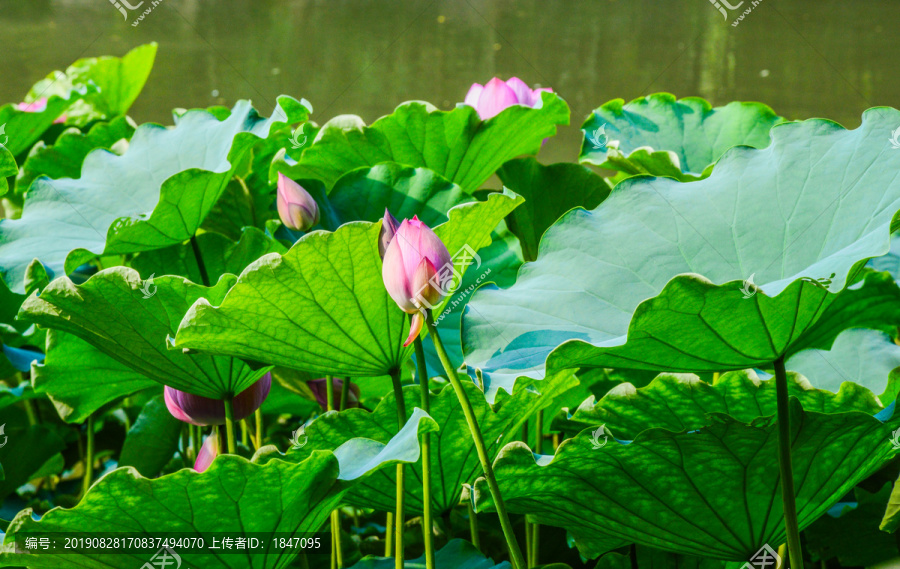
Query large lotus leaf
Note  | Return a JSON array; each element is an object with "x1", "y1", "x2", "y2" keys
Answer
[
  {"x1": 281, "y1": 93, "x2": 569, "y2": 193},
  {"x1": 869, "y1": 233, "x2": 900, "y2": 284},
  {"x1": 463, "y1": 109, "x2": 900, "y2": 400},
  {"x1": 131, "y1": 227, "x2": 286, "y2": 285},
  {"x1": 579, "y1": 93, "x2": 785, "y2": 180},
  {"x1": 266, "y1": 372, "x2": 576, "y2": 515},
  {"x1": 349, "y1": 539, "x2": 510, "y2": 569},
  {"x1": 0, "y1": 421, "x2": 66, "y2": 500},
  {"x1": 118, "y1": 394, "x2": 186, "y2": 478},
  {"x1": 16, "y1": 115, "x2": 135, "y2": 193},
  {"x1": 555, "y1": 369, "x2": 880, "y2": 438},
  {"x1": 172, "y1": 190, "x2": 523, "y2": 377},
  {"x1": 31, "y1": 329, "x2": 159, "y2": 423},
  {"x1": 496, "y1": 158, "x2": 611, "y2": 262},
  {"x1": 19, "y1": 268, "x2": 267, "y2": 399},
  {"x1": 0, "y1": 146, "x2": 15, "y2": 197},
  {"x1": 25, "y1": 43, "x2": 157, "y2": 126},
  {"x1": 474, "y1": 373, "x2": 899, "y2": 560},
  {"x1": 785, "y1": 328, "x2": 900, "y2": 401},
  {"x1": 0, "y1": 409, "x2": 438, "y2": 569},
  {"x1": 596, "y1": 547, "x2": 727, "y2": 569},
  {"x1": 0, "y1": 96, "x2": 309, "y2": 293}
]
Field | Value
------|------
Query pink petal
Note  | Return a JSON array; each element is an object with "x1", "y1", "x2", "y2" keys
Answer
[
  {"x1": 463, "y1": 83, "x2": 484, "y2": 109},
  {"x1": 404, "y1": 311, "x2": 425, "y2": 347},
  {"x1": 382, "y1": 230, "x2": 417, "y2": 313},
  {"x1": 532, "y1": 87, "x2": 553, "y2": 108},
  {"x1": 193, "y1": 434, "x2": 219, "y2": 472},
  {"x1": 505, "y1": 77, "x2": 533, "y2": 106},
  {"x1": 476, "y1": 78, "x2": 518, "y2": 120},
  {"x1": 379, "y1": 209, "x2": 401, "y2": 259}
]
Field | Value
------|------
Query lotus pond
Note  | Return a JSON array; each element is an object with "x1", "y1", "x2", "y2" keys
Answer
[{"x1": 1, "y1": 15, "x2": 900, "y2": 569}]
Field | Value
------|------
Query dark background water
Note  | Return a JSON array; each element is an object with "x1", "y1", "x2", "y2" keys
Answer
[{"x1": 0, "y1": 0, "x2": 896, "y2": 164}]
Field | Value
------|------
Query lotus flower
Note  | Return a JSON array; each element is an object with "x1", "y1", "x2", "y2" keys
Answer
[
  {"x1": 381, "y1": 215, "x2": 452, "y2": 346},
  {"x1": 17, "y1": 97, "x2": 67, "y2": 124},
  {"x1": 463, "y1": 77, "x2": 553, "y2": 120},
  {"x1": 164, "y1": 372, "x2": 272, "y2": 426},
  {"x1": 378, "y1": 208, "x2": 401, "y2": 259},
  {"x1": 307, "y1": 377, "x2": 361, "y2": 410},
  {"x1": 276, "y1": 172, "x2": 319, "y2": 231},
  {"x1": 194, "y1": 433, "x2": 219, "y2": 473}
]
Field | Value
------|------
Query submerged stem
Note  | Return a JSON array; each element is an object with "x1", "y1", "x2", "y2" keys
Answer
[
  {"x1": 414, "y1": 337, "x2": 435, "y2": 569},
  {"x1": 774, "y1": 356, "x2": 803, "y2": 569},
  {"x1": 423, "y1": 311, "x2": 525, "y2": 569}
]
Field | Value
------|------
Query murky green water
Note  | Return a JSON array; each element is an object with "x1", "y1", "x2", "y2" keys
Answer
[{"x1": 1, "y1": 0, "x2": 897, "y2": 164}]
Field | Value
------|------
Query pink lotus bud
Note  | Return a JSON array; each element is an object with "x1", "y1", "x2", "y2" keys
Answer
[
  {"x1": 381, "y1": 216, "x2": 452, "y2": 346},
  {"x1": 194, "y1": 433, "x2": 219, "y2": 472},
  {"x1": 277, "y1": 172, "x2": 319, "y2": 231},
  {"x1": 463, "y1": 77, "x2": 553, "y2": 120},
  {"x1": 307, "y1": 377, "x2": 361, "y2": 411},
  {"x1": 378, "y1": 209, "x2": 401, "y2": 259},
  {"x1": 17, "y1": 97, "x2": 67, "y2": 123},
  {"x1": 164, "y1": 372, "x2": 272, "y2": 426}
]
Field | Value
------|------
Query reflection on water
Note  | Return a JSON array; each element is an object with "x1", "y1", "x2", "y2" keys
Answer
[{"x1": 1, "y1": 0, "x2": 898, "y2": 164}]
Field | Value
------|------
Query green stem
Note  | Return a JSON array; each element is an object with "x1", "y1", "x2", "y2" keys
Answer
[
  {"x1": 384, "y1": 512, "x2": 394, "y2": 557},
  {"x1": 223, "y1": 397, "x2": 237, "y2": 454},
  {"x1": 424, "y1": 311, "x2": 525, "y2": 569},
  {"x1": 774, "y1": 356, "x2": 803, "y2": 569},
  {"x1": 467, "y1": 492, "x2": 481, "y2": 551},
  {"x1": 82, "y1": 415, "x2": 95, "y2": 497},
  {"x1": 531, "y1": 412, "x2": 542, "y2": 566},
  {"x1": 23, "y1": 399, "x2": 38, "y2": 426},
  {"x1": 190, "y1": 235, "x2": 211, "y2": 287},
  {"x1": 240, "y1": 418, "x2": 249, "y2": 447},
  {"x1": 325, "y1": 375, "x2": 335, "y2": 412},
  {"x1": 390, "y1": 368, "x2": 407, "y2": 569},
  {"x1": 339, "y1": 377, "x2": 350, "y2": 411},
  {"x1": 413, "y1": 338, "x2": 436, "y2": 569},
  {"x1": 525, "y1": 520, "x2": 533, "y2": 567},
  {"x1": 255, "y1": 408, "x2": 264, "y2": 449},
  {"x1": 325, "y1": 375, "x2": 344, "y2": 566}
]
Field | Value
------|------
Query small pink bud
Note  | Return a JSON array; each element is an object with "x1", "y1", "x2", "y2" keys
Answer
[
  {"x1": 307, "y1": 378, "x2": 361, "y2": 411},
  {"x1": 164, "y1": 373, "x2": 272, "y2": 426},
  {"x1": 462, "y1": 77, "x2": 553, "y2": 120},
  {"x1": 193, "y1": 433, "x2": 219, "y2": 472},
  {"x1": 277, "y1": 172, "x2": 319, "y2": 231},
  {"x1": 17, "y1": 97, "x2": 67, "y2": 123}
]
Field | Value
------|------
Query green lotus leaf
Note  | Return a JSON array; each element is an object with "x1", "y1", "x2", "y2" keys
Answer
[
  {"x1": 0, "y1": 146, "x2": 15, "y2": 197},
  {"x1": 16, "y1": 115, "x2": 136, "y2": 193},
  {"x1": 0, "y1": 422, "x2": 66, "y2": 501},
  {"x1": 474, "y1": 373, "x2": 898, "y2": 560},
  {"x1": 172, "y1": 190, "x2": 522, "y2": 377},
  {"x1": 579, "y1": 93, "x2": 785, "y2": 180},
  {"x1": 264, "y1": 372, "x2": 576, "y2": 515},
  {"x1": 0, "y1": 89, "x2": 91, "y2": 157},
  {"x1": 348, "y1": 539, "x2": 510, "y2": 569},
  {"x1": 0, "y1": 96, "x2": 309, "y2": 293},
  {"x1": 31, "y1": 330, "x2": 159, "y2": 423},
  {"x1": 19, "y1": 267, "x2": 267, "y2": 399},
  {"x1": 463, "y1": 109, "x2": 900, "y2": 400},
  {"x1": 131, "y1": 227, "x2": 286, "y2": 285},
  {"x1": 595, "y1": 547, "x2": 727, "y2": 569},
  {"x1": 0, "y1": 409, "x2": 438, "y2": 569},
  {"x1": 118, "y1": 394, "x2": 185, "y2": 478},
  {"x1": 280, "y1": 93, "x2": 569, "y2": 193},
  {"x1": 869, "y1": 233, "x2": 900, "y2": 284},
  {"x1": 785, "y1": 328, "x2": 900, "y2": 402},
  {"x1": 496, "y1": 158, "x2": 611, "y2": 262},
  {"x1": 25, "y1": 43, "x2": 157, "y2": 126},
  {"x1": 805, "y1": 483, "x2": 898, "y2": 567}
]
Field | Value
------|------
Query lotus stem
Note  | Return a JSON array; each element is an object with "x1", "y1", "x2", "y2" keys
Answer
[
  {"x1": 241, "y1": 418, "x2": 249, "y2": 447},
  {"x1": 424, "y1": 310, "x2": 526, "y2": 569},
  {"x1": 531, "y1": 411, "x2": 542, "y2": 566},
  {"x1": 389, "y1": 368, "x2": 407, "y2": 569},
  {"x1": 223, "y1": 397, "x2": 237, "y2": 455},
  {"x1": 255, "y1": 408, "x2": 263, "y2": 449},
  {"x1": 384, "y1": 512, "x2": 394, "y2": 556},
  {"x1": 23, "y1": 399, "x2": 38, "y2": 426},
  {"x1": 82, "y1": 414, "x2": 95, "y2": 497},
  {"x1": 325, "y1": 375, "x2": 344, "y2": 567},
  {"x1": 467, "y1": 492, "x2": 481, "y2": 551},
  {"x1": 774, "y1": 356, "x2": 803, "y2": 569},
  {"x1": 189, "y1": 235, "x2": 210, "y2": 287},
  {"x1": 413, "y1": 337, "x2": 436, "y2": 569}
]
